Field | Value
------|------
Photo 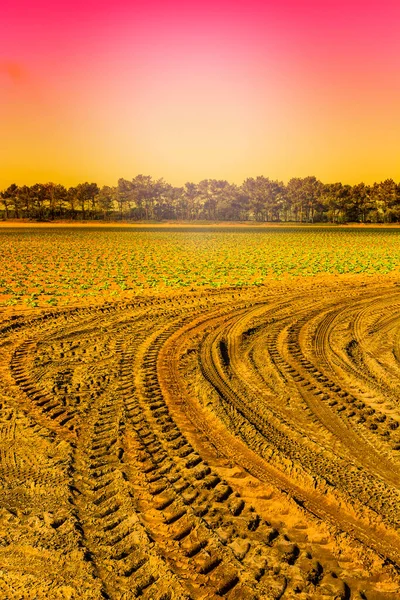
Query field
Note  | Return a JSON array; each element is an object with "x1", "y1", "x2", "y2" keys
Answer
[
  {"x1": 1, "y1": 226, "x2": 400, "y2": 308},
  {"x1": 1, "y1": 225, "x2": 400, "y2": 599}
]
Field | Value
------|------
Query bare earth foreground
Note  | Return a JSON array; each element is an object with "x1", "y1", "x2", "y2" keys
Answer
[{"x1": 1, "y1": 276, "x2": 400, "y2": 599}]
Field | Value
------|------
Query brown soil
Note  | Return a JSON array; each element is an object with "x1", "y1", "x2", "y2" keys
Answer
[
  {"x1": 2, "y1": 220, "x2": 400, "y2": 228},
  {"x1": 0, "y1": 276, "x2": 399, "y2": 599}
]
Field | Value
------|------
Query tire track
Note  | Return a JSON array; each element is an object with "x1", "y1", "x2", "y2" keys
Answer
[{"x1": 0, "y1": 280, "x2": 399, "y2": 598}]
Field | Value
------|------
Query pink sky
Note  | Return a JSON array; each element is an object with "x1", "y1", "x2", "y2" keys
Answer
[{"x1": 1, "y1": 0, "x2": 400, "y2": 187}]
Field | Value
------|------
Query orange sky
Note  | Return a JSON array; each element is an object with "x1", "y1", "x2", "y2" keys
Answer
[{"x1": 1, "y1": 0, "x2": 400, "y2": 188}]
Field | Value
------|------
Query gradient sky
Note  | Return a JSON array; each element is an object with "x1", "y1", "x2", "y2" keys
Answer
[{"x1": 1, "y1": 0, "x2": 400, "y2": 188}]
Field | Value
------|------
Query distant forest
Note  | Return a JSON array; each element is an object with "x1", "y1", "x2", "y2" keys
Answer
[{"x1": 2, "y1": 175, "x2": 400, "y2": 223}]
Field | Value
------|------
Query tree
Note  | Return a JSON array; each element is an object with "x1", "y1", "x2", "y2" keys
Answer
[
  {"x1": 67, "y1": 187, "x2": 78, "y2": 218},
  {"x1": 117, "y1": 178, "x2": 133, "y2": 219},
  {"x1": 196, "y1": 179, "x2": 234, "y2": 221},
  {"x1": 95, "y1": 186, "x2": 117, "y2": 219},
  {"x1": 286, "y1": 177, "x2": 322, "y2": 222},
  {"x1": 1, "y1": 184, "x2": 19, "y2": 219},
  {"x1": 212, "y1": 181, "x2": 240, "y2": 220},
  {"x1": 1, "y1": 187, "x2": 12, "y2": 219},
  {"x1": 1, "y1": 173, "x2": 400, "y2": 223},
  {"x1": 182, "y1": 182, "x2": 199, "y2": 220},
  {"x1": 76, "y1": 182, "x2": 99, "y2": 219},
  {"x1": 241, "y1": 178, "x2": 262, "y2": 221},
  {"x1": 242, "y1": 177, "x2": 283, "y2": 221},
  {"x1": 131, "y1": 175, "x2": 160, "y2": 220},
  {"x1": 275, "y1": 186, "x2": 290, "y2": 222},
  {"x1": 17, "y1": 185, "x2": 33, "y2": 219},
  {"x1": 54, "y1": 184, "x2": 68, "y2": 218},
  {"x1": 157, "y1": 184, "x2": 183, "y2": 219},
  {"x1": 350, "y1": 183, "x2": 372, "y2": 222},
  {"x1": 197, "y1": 180, "x2": 214, "y2": 220},
  {"x1": 229, "y1": 187, "x2": 249, "y2": 221},
  {"x1": 370, "y1": 179, "x2": 398, "y2": 223},
  {"x1": 43, "y1": 183, "x2": 68, "y2": 219},
  {"x1": 29, "y1": 183, "x2": 48, "y2": 220},
  {"x1": 320, "y1": 183, "x2": 352, "y2": 223}
]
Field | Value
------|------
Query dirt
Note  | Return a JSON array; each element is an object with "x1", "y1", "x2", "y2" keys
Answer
[
  {"x1": 3, "y1": 220, "x2": 400, "y2": 228},
  {"x1": 0, "y1": 275, "x2": 399, "y2": 599}
]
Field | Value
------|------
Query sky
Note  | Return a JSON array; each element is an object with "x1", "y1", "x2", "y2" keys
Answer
[{"x1": 1, "y1": 0, "x2": 400, "y2": 188}]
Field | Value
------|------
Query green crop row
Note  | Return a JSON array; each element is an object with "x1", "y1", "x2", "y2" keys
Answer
[{"x1": 1, "y1": 227, "x2": 399, "y2": 308}]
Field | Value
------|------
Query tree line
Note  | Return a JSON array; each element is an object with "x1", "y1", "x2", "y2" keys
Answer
[{"x1": 1, "y1": 175, "x2": 400, "y2": 223}]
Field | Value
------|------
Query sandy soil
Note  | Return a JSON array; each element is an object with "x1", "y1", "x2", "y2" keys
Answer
[
  {"x1": 0, "y1": 276, "x2": 399, "y2": 598},
  {"x1": 2, "y1": 219, "x2": 400, "y2": 228}
]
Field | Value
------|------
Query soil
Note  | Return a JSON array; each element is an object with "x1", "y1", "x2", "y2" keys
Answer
[
  {"x1": 2, "y1": 220, "x2": 400, "y2": 228},
  {"x1": 0, "y1": 275, "x2": 399, "y2": 599}
]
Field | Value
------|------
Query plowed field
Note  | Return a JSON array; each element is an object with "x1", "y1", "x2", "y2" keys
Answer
[{"x1": 1, "y1": 270, "x2": 400, "y2": 599}]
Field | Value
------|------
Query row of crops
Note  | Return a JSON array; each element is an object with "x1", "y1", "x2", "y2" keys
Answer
[{"x1": 1, "y1": 227, "x2": 399, "y2": 307}]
